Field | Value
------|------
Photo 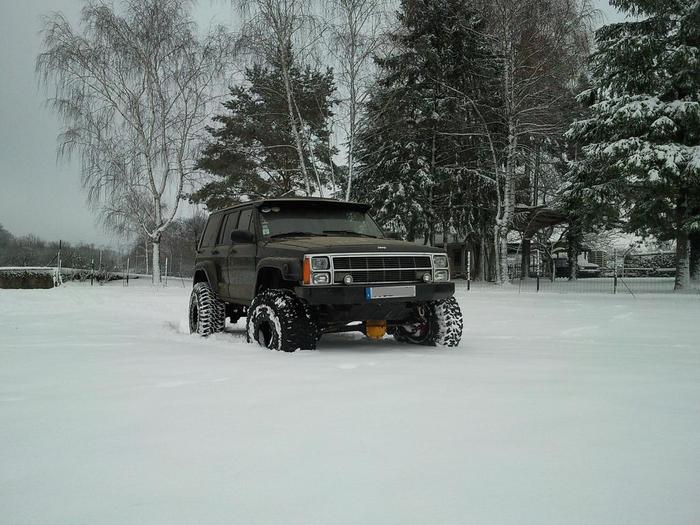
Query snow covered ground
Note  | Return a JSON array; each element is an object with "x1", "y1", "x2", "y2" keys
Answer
[{"x1": 1, "y1": 281, "x2": 699, "y2": 525}]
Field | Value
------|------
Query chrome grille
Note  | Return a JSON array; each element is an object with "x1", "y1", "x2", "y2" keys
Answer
[{"x1": 332, "y1": 255, "x2": 432, "y2": 284}]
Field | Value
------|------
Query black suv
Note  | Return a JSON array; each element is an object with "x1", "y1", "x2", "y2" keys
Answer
[{"x1": 189, "y1": 198, "x2": 463, "y2": 351}]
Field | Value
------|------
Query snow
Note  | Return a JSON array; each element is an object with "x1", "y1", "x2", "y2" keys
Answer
[{"x1": 2, "y1": 281, "x2": 700, "y2": 525}]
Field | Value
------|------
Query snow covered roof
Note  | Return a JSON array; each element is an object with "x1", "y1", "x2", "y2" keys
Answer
[{"x1": 513, "y1": 205, "x2": 568, "y2": 237}]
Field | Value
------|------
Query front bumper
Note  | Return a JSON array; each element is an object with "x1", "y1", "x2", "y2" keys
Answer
[{"x1": 295, "y1": 281, "x2": 455, "y2": 305}]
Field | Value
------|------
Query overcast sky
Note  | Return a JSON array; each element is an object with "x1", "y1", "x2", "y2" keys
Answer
[{"x1": 0, "y1": 0, "x2": 626, "y2": 248}]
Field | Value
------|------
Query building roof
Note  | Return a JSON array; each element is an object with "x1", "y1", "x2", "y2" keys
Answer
[{"x1": 513, "y1": 205, "x2": 568, "y2": 237}]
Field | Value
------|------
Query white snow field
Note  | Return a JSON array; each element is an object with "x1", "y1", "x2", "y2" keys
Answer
[{"x1": 1, "y1": 281, "x2": 700, "y2": 525}]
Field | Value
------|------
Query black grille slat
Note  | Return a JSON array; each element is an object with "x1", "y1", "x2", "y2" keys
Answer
[{"x1": 331, "y1": 255, "x2": 432, "y2": 284}]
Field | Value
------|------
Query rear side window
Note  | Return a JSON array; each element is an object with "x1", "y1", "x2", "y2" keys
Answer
[
  {"x1": 218, "y1": 211, "x2": 240, "y2": 245},
  {"x1": 239, "y1": 209, "x2": 254, "y2": 234},
  {"x1": 200, "y1": 214, "x2": 224, "y2": 248}
]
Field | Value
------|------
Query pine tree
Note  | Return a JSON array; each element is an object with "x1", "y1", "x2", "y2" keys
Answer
[
  {"x1": 566, "y1": 0, "x2": 700, "y2": 290},
  {"x1": 192, "y1": 62, "x2": 338, "y2": 210}
]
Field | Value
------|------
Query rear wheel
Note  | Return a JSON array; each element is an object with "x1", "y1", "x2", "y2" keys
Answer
[
  {"x1": 189, "y1": 282, "x2": 226, "y2": 336},
  {"x1": 246, "y1": 289, "x2": 318, "y2": 352},
  {"x1": 394, "y1": 297, "x2": 463, "y2": 347}
]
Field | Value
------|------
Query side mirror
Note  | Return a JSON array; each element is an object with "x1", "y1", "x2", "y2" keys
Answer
[
  {"x1": 231, "y1": 230, "x2": 255, "y2": 244},
  {"x1": 384, "y1": 230, "x2": 403, "y2": 240}
]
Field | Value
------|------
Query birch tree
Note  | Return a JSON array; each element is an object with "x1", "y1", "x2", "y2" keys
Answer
[
  {"x1": 233, "y1": 0, "x2": 319, "y2": 195},
  {"x1": 477, "y1": 0, "x2": 594, "y2": 284},
  {"x1": 326, "y1": 0, "x2": 387, "y2": 200},
  {"x1": 37, "y1": 0, "x2": 235, "y2": 284}
]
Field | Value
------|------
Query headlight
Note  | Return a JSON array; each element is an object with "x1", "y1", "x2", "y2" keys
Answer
[
  {"x1": 311, "y1": 257, "x2": 330, "y2": 271},
  {"x1": 434, "y1": 270, "x2": 449, "y2": 282},
  {"x1": 433, "y1": 255, "x2": 449, "y2": 269},
  {"x1": 312, "y1": 272, "x2": 330, "y2": 285}
]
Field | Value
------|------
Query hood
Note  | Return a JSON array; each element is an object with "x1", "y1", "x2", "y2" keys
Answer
[{"x1": 262, "y1": 235, "x2": 446, "y2": 255}]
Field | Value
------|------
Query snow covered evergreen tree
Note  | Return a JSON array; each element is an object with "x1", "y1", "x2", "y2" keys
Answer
[
  {"x1": 191, "y1": 62, "x2": 338, "y2": 210},
  {"x1": 566, "y1": 0, "x2": 700, "y2": 290}
]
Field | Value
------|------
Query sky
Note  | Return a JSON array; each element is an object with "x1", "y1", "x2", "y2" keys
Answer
[{"x1": 0, "y1": 0, "x2": 626, "y2": 248}]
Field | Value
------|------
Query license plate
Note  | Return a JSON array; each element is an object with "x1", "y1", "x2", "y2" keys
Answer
[{"x1": 365, "y1": 285, "x2": 416, "y2": 300}]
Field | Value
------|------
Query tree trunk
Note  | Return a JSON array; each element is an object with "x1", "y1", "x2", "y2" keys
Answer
[
  {"x1": 690, "y1": 232, "x2": 700, "y2": 286},
  {"x1": 674, "y1": 190, "x2": 690, "y2": 291},
  {"x1": 494, "y1": 124, "x2": 517, "y2": 285},
  {"x1": 494, "y1": 223, "x2": 510, "y2": 284},
  {"x1": 345, "y1": 79, "x2": 357, "y2": 201},
  {"x1": 478, "y1": 237, "x2": 487, "y2": 281},
  {"x1": 674, "y1": 233, "x2": 690, "y2": 290},
  {"x1": 567, "y1": 243, "x2": 578, "y2": 281},
  {"x1": 567, "y1": 220, "x2": 581, "y2": 281},
  {"x1": 152, "y1": 239, "x2": 161, "y2": 285},
  {"x1": 500, "y1": 228, "x2": 509, "y2": 283},
  {"x1": 521, "y1": 238, "x2": 531, "y2": 280},
  {"x1": 281, "y1": 60, "x2": 311, "y2": 195},
  {"x1": 493, "y1": 226, "x2": 501, "y2": 283}
]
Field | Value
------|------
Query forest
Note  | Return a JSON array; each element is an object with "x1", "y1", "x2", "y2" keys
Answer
[{"x1": 34, "y1": 0, "x2": 699, "y2": 289}]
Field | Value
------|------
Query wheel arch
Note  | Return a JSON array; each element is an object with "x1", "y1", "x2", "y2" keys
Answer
[
  {"x1": 192, "y1": 262, "x2": 217, "y2": 289},
  {"x1": 255, "y1": 257, "x2": 302, "y2": 294}
]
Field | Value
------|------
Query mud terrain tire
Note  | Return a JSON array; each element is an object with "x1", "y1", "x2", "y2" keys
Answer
[
  {"x1": 394, "y1": 297, "x2": 463, "y2": 347},
  {"x1": 246, "y1": 289, "x2": 318, "y2": 352},
  {"x1": 189, "y1": 282, "x2": 226, "y2": 336}
]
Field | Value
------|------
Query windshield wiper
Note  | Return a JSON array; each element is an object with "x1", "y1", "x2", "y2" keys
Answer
[
  {"x1": 323, "y1": 230, "x2": 380, "y2": 238},
  {"x1": 268, "y1": 231, "x2": 327, "y2": 239}
]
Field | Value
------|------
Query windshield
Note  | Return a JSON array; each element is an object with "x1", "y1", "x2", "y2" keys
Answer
[{"x1": 258, "y1": 204, "x2": 383, "y2": 239}]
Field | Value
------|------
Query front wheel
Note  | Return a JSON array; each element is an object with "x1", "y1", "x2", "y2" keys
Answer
[
  {"x1": 189, "y1": 282, "x2": 226, "y2": 336},
  {"x1": 246, "y1": 289, "x2": 319, "y2": 352},
  {"x1": 394, "y1": 297, "x2": 463, "y2": 347}
]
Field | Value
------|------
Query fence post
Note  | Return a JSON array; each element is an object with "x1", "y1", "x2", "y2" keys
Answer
[
  {"x1": 467, "y1": 250, "x2": 471, "y2": 291},
  {"x1": 536, "y1": 249, "x2": 541, "y2": 292},
  {"x1": 125, "y1": 257, "x2": 130, "y2": 287},
  {"x1": 90, "y1": 258, "x2": 94, "y2": 286},
  {"x1": 164, "y1": 257, "x2": 169, "y2": 287},
  {"x1": 613, "y1": 248, "x2": 618, "y2": 294},
  {"x1": 57, "y1": 241, "x2": 61, "y2": 285}
]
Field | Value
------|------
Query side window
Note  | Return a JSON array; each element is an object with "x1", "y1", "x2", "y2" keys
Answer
[
  {"x1": 200, "y1": 214, "x2": 223, "y2": 248},
  {"x1": 218, "y1": 211, "x2": 240, "y2": 245},
  {"x1": 239, "y1": 209, "x2": 254, "y2": 235}
]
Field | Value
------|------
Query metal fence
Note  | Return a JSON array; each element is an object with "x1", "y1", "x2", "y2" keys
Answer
[
  {"x1": 512, "y1": 275, "x2": 679, "y2": 294},
  {"x1": 480, "y1": 245, "x2": 695, "y2": 295},
  {"x1": 460, "y1": 275, "x2": 696, "y2": 295}
]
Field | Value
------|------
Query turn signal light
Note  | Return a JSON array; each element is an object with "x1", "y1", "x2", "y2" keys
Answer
[{"x1": 303, "y1": 257, "x2": 311, "y2": 284}]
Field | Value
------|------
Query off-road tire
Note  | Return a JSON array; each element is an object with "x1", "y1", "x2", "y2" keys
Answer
[
  {"x1": 189, "y1": 282, "x2": 226, "y2": 336},
  {"x1": 394, "y1": 297, "x2": 463, "y2": 347},
  {"x1": 246, "y1": 289, "x2": 318, "y2": 352}
]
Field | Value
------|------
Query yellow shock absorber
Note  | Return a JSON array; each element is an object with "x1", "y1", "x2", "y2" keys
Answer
[{"x1": 365, "y1": 320, "x2": 387, "y2": 340}]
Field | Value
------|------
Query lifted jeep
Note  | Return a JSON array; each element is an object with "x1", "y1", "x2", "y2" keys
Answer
[{"x1": 189, "y1": 198, "x2": 463, "y2": 351}]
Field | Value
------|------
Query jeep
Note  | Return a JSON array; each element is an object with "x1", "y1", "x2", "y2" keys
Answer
[{"x1": 189, "y1": 198, "x2": 463, "y2": 351}]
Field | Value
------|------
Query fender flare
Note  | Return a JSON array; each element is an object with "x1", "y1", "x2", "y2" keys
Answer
[
  {"x1": 255, "y1": 257, "x2": 302, "y2": 289},
  {"x1": 193, "y1": 262, "x2": 218, "y2": 290}
]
